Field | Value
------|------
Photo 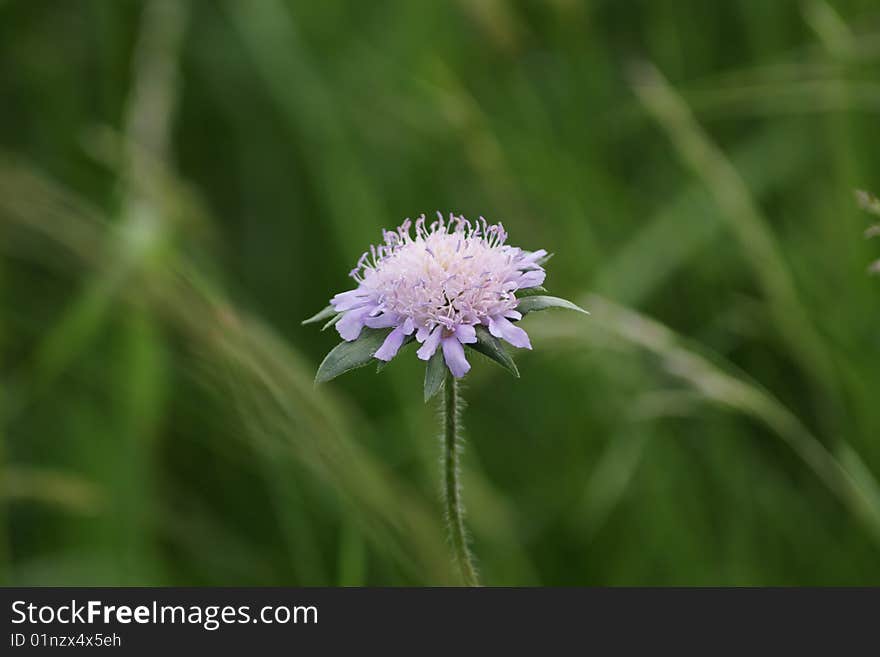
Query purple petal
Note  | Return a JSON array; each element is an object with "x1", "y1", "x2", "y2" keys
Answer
[
  {"x1": 416, "y1": 326, "x2": 443, "y2": 360},
  {"x1": 331, "y1": 289, "x2": 372, "y2": 312},
  {"x1": 336, "y1": 306, "x2": 373, "y2": 341},
  {"x1": 374, "y1": 325, "x2": 408, "y2": 361},
  {"x1": 365, "y1": 312, "x2": 400, "y2": 329},
  {"x1": 454, "y1": 324, "x2": 477, "y2": 344},
  {"x1": 504, "y1": 310, "x2": 522, "y2": 321},
  {"x1": 521, "y1": 249, "x2": 547, "y2": 263},
  {"x1": 442, "y1": 337, "x2": 471, "y2": 378},
  {"x1": 488, "y1": 315, "x2": 532, "y2": 350},
  {"x1": 515, "y1": 270, "x2": 546, "y2": 289}
]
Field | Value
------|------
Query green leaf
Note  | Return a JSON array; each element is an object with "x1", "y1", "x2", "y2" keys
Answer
[
  {"x1": 302, "y1": 305, "x2": 336, "y2": 325},
  {"x1": 321, "y1": 313, "x2": 342, "y2": 331},
  {"x1": 315, "y1": 328, "x2": 392, "y2": 383},
  {"x1": 467, "y1": 326, "x2": 519, "y2": 377},
  {"x1": 516, "y1": 286, "x2": 548, "y2": 298},
  {"x1": 423, "y1": 349, "x2": 446, "y2": 402},
  {"x1": 517, "y1": 295, "x2": 589, "y2": 316}
]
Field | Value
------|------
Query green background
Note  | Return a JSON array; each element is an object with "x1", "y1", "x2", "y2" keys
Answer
[{"x1": 2, "y1": 0, "x2": 880, "y2": 586}]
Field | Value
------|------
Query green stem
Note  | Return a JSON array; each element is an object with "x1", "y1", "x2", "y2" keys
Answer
[{"x1": 443, "y1": 371, "x2": 480, "y2": 586}]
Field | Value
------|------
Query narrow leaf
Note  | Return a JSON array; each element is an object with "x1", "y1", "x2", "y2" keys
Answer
[
  {"x1": 321, "y1": 313, "x2": 342, "y2": 331},
  {"x1": 467, "y1": 326, "x2": 519, "y2": 377},
  {"x1": 315, "y1": 328, "x2": 392, "y2": 383},
  {"x1": 423, "y1": 350, "x2": 446, "y2": 402},
  {"x1": 302, "y1": 305, "x2": 336, "y2": 325},
  {"x1": 516, "y1": 286, "x2": 548, "y2": 298},
  {"x1": 517, "y1": 295, "x2": 589, "y2": 316}
]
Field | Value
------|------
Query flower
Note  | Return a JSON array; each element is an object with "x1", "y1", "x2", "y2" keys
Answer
[{"x1": 328, "y1": 213, "x2": 547, "y2": 378}]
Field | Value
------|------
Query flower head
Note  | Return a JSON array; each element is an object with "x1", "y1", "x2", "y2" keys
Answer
[{"x1": 329, "y1": 213, "x2": 546, "y2": 378}]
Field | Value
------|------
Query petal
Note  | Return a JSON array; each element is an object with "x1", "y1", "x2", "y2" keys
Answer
[
  {"x1": 442, "y1": 337, "x2": 471, "y2": 378},
  {"x1": 365, "y1": 312, "x2": 400, "y2": 329},
  {"x1": 516, "y1": 269, "x2": 546, "y2": 289},
  {"x1": 402, "y1": 318, "x2": 415, "y2": 335},
  {"x1": 454, "y1": 324, "x2": 477, "y2": 344},
  {"x1": 488, "y1": 315, "x2": 532, "y2": 350},
  {"x1": 331, "y1": 289, "x2": 372, "y2": 312},
  {"x1": 504, "y1": 310, "x2": 522, "y2": 321},
  {"x1": 416, "y1": 326, "x2": 443, "y2": 360},
  {"x1": 522, "y1": 249, "x2": 547, "y2": 263},
  {"x1": 374, "y1": 325, "x2": 407, "y2": 361},
  {"x1": 336, "y1": 306, "x2": 372, "y2": 341}
]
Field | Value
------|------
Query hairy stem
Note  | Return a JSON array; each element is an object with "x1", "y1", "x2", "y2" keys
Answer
[{"x1": 443, "y1": 371, "x2": 480, "y2": 586}]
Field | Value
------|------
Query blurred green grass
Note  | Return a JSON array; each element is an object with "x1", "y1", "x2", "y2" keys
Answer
[{"x1": 1, "y1": 0, "x2": 880, "y2": 585}]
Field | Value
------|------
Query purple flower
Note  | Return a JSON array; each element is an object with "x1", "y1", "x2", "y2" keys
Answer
[{"x1": 327, "y1": 213, "x2": 546, "y2": 378}]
